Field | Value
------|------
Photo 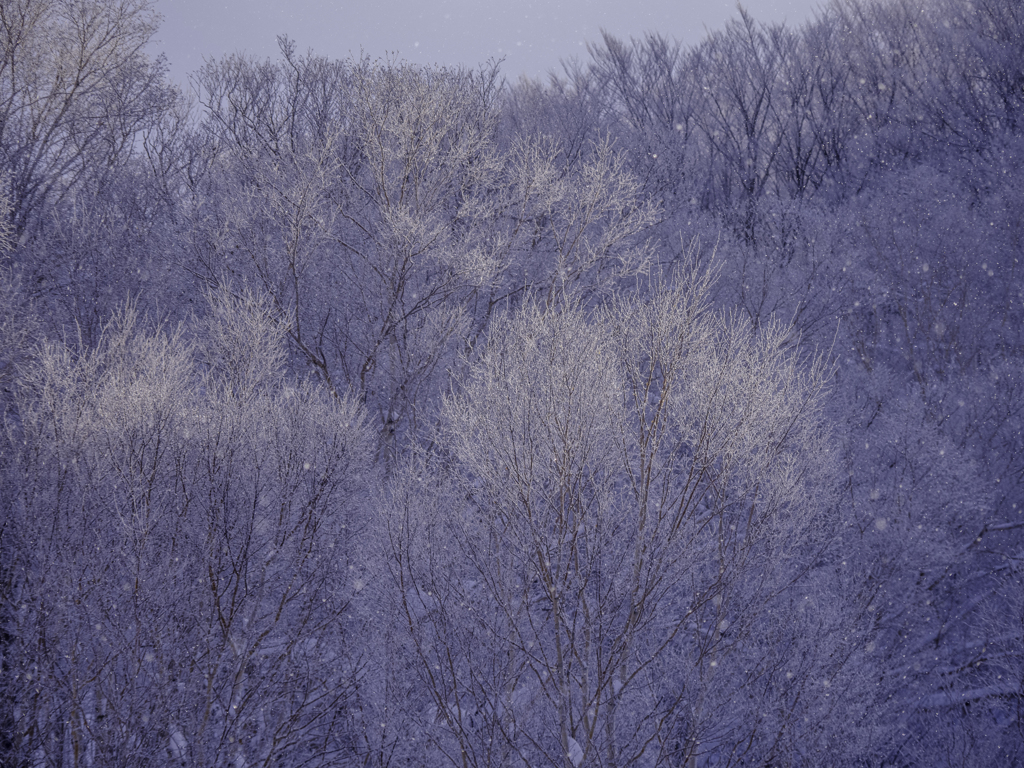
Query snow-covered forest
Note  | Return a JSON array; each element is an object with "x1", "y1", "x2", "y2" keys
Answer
[{"x1": 1, "y1": 0, "x2": 1022, "y2": 765}]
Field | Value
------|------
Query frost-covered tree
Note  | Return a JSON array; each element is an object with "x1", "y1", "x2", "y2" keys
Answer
[
  {"x1": 1, "y1": 291, "x2": 374, "y2": 767},
  {"x1": 187, "y1": 47, "x2": 656, "y2": 460},
  {"x1": 0, "y1": 0, "x2": 183, "y2": 339},
  {"x1": 0, "y1": 0, "x2": 173, "y2": 235},
  {"x1": 377, "y1": 266, "x2": 841, "y2": 767}
]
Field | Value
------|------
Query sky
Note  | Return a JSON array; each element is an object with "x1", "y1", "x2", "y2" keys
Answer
[{"x1": 149, "y1": 0, "x2": 825, "y2": 89}]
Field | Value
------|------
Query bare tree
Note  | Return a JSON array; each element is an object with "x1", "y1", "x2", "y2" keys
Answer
[
  {"x1": 189, "y1": 49, "x2": 657, "y2": 461},
  {"x1": 2, "y1": 292, "x2": 374, "y2": 767},
  {"x1": 378, "y1": 264, "x2": 838, "y2": 767},
  {"x1": 0, "y1": 0, "x2": 175, "y2": 237}
]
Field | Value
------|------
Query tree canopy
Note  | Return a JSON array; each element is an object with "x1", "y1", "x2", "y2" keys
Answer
[{"x1": 2, "y1": 0, "x2": 1022, "y2": 765}]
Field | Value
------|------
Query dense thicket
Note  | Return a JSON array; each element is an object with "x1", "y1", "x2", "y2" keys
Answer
[{"x1": 2, "y1": 0, "x2": 1021, "y2": 765}]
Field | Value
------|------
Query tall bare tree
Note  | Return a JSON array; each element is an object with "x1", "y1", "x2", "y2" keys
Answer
[
  {"x1": 0, "y1": 0, "x2": 174, "y2": 237},
  {"x1": 378, "y1": 265, "x2": 839, "y2": 767},
  {"x1": 2, "y1": 291, "x2": 374, "y2": 767}
]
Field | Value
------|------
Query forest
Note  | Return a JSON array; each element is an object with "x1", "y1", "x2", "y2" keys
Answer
[{"x1": 1, "y1": 0, "x2": 1022, "y2": 765}]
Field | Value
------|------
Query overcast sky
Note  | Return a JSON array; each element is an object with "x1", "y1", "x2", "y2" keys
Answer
[{"x1": 150, "y1": 0, "x2": 825, "y2": 89}]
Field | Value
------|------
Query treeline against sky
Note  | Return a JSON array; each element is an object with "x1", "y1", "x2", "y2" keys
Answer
[{"x1": 1, "y1": 0, "x2": 1023, "y2": 765}]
